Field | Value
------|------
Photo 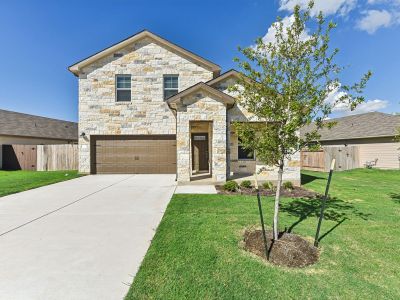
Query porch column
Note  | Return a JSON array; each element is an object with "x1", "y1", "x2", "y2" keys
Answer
[
  {"x1": 176, "y1": 113, "x2": 191, "y2": 182},
  {"x1": 212, "y1": 113, "x2": 227, "y2": 182}
]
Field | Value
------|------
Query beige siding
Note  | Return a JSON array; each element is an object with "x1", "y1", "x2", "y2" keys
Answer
[
  {"x1": 358, "y1": 142, "x2": 400, "y2": 169},
  {"x1": 321, "y1": 137, "x2": 400, "y2": 169}
]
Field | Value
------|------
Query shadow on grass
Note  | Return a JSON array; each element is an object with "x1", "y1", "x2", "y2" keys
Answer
[
  {"x1": 280, "y1": 196, "x2": 371, "y2": 241},
  {"x1": 301, "y1": 173, "x2": 325, "y2": 185},
  {"x1": 389, "y1": 193, "x2": 400, "y2": 204}
]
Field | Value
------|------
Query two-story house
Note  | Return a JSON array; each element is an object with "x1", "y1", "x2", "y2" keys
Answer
[{"x1": 69, "y1": 30, "x2": 300, "y2": 184}]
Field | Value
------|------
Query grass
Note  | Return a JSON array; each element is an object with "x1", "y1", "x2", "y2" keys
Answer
[
  {"x1": 0, "y1": 170, "x2": 81, "y2": 197},
  {"x1": 126, "y1": 168, "x2": 400, "y2": 299}
]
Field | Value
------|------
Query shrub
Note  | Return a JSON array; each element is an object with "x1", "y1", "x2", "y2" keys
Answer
[
  {"x1": 223, "y1": 180, "x2": 239, "y2": 192},
  {"x1": 262, "y1": 181, "x2": 274, "y2": 190},
  {"x1": 240, "y1": 180, "x2": 252, "y2": 189},
  {"x1": 283, "y1": 181, "x2": 294, "y2": 190}
]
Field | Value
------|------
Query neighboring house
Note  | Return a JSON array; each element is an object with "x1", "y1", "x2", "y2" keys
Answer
[
  {"x1": 301, "y1": 112, "x2": 400, "y2": 169},
  {"x1": 69, "y1": 30, "x2": 300, "y2": 184},
  {"x1": 0, "y1": 109, "x2": 78, "y2": 169}
]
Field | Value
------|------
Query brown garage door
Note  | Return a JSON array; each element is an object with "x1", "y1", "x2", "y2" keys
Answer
[{"x1": 91, "y1": 135, "x2": 176, "y2": 174}]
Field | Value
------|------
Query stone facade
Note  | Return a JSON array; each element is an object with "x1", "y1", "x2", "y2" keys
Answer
[
  {"x1": 215, "y1": 76, "x2": 301, "y2": 185},
  {"x1": 229, "y1": 131, "x2": 301, "y2": 185},
  {"x1": 175, "y1": 92, "x2": 227, "y2": 182},
  {"x1": 78, "y1": 38, "x2": 213, "y2": 173},
  {"x1": 75, "y1": 34, "x2": 300, "y2": 185}
]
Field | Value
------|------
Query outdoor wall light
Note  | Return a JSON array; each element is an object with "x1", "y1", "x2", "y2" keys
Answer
[{"x1": 80, "y1": 132, "x2": 86, "y2": 137}]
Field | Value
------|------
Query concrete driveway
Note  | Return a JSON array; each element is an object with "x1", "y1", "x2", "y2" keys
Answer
[{"x1": 0, "y1": 174, "x2": 176, "y2": 300}]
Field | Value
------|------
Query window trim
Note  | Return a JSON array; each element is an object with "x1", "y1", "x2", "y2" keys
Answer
[
  {"x1": 115, "y1": 74, "x2": 132, "y2": 102},
  {"x1": 238, "y1": 139, "x2": 255, "y2": 161},
  {"x1": 163, "y1": 74, "x2": 179, "y2": 100}
]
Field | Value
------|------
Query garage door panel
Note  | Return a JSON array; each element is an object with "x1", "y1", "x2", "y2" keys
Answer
[{"x1": 92, "y1": 135, "x2": 176, "y2": 174}]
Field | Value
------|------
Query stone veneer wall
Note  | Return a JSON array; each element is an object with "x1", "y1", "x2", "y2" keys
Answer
[
  {"x1": 230, "y1": 131, "x2": 301, "y2": 185},
  {"x1": 78, "y1": 38, "x2": 213, "y2": 173},
  {"x1": 214, "y1": 77, "x2": 301, "y2": 185},
  {"x1": 176, "y1": 92, "x2": 227, "y2": 182}
]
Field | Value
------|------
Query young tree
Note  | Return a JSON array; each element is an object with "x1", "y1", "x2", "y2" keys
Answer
[{"x1": 232, "y1": 1, "x2": 372, "y2": 240}]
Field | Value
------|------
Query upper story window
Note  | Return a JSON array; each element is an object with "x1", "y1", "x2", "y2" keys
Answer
[
  {"x1": 238, "y1": 138, "x2": 255, "y2": 160},
  {"x1": 163, "y1": 75, "x2": 179, "y2": 100},
  {"x1": 116, "y1": 75, "x2": 131, "y2": 102}
]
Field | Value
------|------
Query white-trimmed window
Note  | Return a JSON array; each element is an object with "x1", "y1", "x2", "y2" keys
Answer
[
  {"x1": 238, "y1": 139, "x2": 255, "y2": 160},
  {"x1": 163, "y1": 75, "x2": 179, "y2": 100},
  {"x1": 116, "y1": 75, "x2": 131, "y2": 102}
]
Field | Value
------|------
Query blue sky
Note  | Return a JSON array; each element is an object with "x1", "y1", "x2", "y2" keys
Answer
[{"x1": 0, "y1": 0, "x2": 399, "y2": 122}]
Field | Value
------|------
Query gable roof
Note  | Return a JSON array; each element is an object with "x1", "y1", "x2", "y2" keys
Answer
[
  {"x1": 68, "y1": 30, "x2": 221, "y2": 77},
  {"x1": 207, "y1": 69, "x2": 244, "y2": 86},
  {"x1": 166, "y1": 82, "x2": 235, "y2": 107},
  {"x1": 0, "y1": 109, "x2": 78, "y2": 141},
  {"x1": 301, "y1": 112, "x2": 400, "y2": 141}
]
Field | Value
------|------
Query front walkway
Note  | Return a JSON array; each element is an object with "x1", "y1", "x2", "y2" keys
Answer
[
  {"x1": 0, "y1": 174, "x2": 176, "y2": 300},
  {"x1": 175, "y1": 185, "x2": 217, "y2": 194}
]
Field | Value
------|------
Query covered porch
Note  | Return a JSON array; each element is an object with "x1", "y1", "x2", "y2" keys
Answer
[{"x1": 166, "y1": 82, "x2": 235, "y2": 183}]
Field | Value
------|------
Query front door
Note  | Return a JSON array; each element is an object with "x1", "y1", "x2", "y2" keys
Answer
[{"x1": 192, "y1": 133, "x2": 209, "y2": 173}]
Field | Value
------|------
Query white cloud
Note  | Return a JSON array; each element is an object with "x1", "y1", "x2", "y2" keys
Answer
[
  {"x1": 325, "y1": 89, "x2": 350, "y2": 112},
  {"x1": 324, "y1": 84, "x2": 388, "y2": 115},
  {"x1": 276, "y1": 0, "x2": 400, "y2": 34},
  {"x1": 357, "y1": 9, "x2": 393, "y2": 33},
  {"x1": 260, "y1": 15, "x2": 310, "y2": 46},
  {"x1": 338, "y1": 99, "x2": 389, "y2": 115},
  {"x1": 279, "y1": 0, "x2": 357, "y2": 16}
]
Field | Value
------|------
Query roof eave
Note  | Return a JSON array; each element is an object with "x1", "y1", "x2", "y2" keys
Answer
[
  {"x1": 166, "y1": 83, "x2": 235, "y2": 108},
  {"x1": 68, "y1": 30, "x2": 221, "y2": 76}
]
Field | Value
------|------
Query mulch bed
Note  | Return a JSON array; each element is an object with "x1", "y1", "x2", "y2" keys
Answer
[
  {"x1": 216, "y1": 185, "x2": 319, "y2": 198},
  {"x1": 243, "y1": 229, "x2": 319, "y2": 268}
]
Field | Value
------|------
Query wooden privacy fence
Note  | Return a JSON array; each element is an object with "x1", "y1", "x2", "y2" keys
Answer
[
  {"x1": 2, "y1": 144, "x2": 78, "y2": 171},
  {"x1": 301, "y1": 146, "x2": 359, "y2": 172},
  {"x1": 37, "y1": 144, "x2": 78, "y2": 171}
]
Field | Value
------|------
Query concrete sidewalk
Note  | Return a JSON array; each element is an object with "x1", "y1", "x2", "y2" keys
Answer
[
  {"x1": 175, "y1": 185, "x2": 217, "y2": 194},
  {"x1": 0, "y1": 174, "x2": 176, "y2": 300}
]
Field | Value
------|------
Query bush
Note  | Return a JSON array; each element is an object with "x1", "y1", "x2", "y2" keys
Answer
[
  {"x1": 262, "y1": 181, "x2": 274, "y2": 190},
  {"x1": 224, "y1": 180, "x2": 239, "y2": 192},
  {"x1": 240, "y1": 180, "x2": 252, "y2": 189},
  {"x1": 283, "y1": 181, "x2": 294, "y2": 190}
]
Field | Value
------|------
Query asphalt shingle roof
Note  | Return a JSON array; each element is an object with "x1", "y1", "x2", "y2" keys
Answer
[
  {"x1": 0, "y1": 109, "x2": 78, "y2": 141},
  {"x1": 300, "y1": 112, "x2": 400, "y2": 141}
]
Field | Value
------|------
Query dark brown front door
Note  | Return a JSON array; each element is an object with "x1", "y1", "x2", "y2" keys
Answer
[{"x1": 192, "y1": 133, "x2": 209, "y2": 173}]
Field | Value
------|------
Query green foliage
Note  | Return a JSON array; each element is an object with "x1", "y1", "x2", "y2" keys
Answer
[
  {"x1": 126, "y1": 169, "x2": 400, "y2": 299},
  {"x1": 240, "y1": 180, "x2": 252, "y2": 189},
  {"x1": 223, "y1": 180, "x2": 239, "y2": 192},
  {"x1": 0, "y1": 170, "x2": 81, "y2": 197},
  {"x1": 232, "y1": 1, "x2": 371, "y2": 240},
  {"x1": 232, "y1": 1, "x2": 372, "y2": 167},
  {"x1": 395, "y1": 127, "x2": 400, "y2": 142},
  {"x1": 262, "y1": 181, "x2": 275, "y2": 190},
  {"x1": 283, "y1": 181, "x2": 294, "y2": 190}
]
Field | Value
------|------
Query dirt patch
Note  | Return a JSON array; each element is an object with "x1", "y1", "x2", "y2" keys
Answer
[
  {"x1": 243, "y1": 229, "x2": 319, "y2": 268},
  {"x1": 216, "y1": 186, "x2": 319, "y2": 198}
]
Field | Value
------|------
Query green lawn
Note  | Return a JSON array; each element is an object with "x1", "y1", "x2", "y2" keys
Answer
[
  {"x1": 0, "y1": 170, "x2": 81, "y2": 197},
  {"x1": 126, "y1": 169, "x2": 400, "y2": 300}
]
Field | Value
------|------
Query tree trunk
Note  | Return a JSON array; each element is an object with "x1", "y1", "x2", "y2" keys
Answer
[{"x1": 273, "y1": 160, "x2": 284, "y2": 240}]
